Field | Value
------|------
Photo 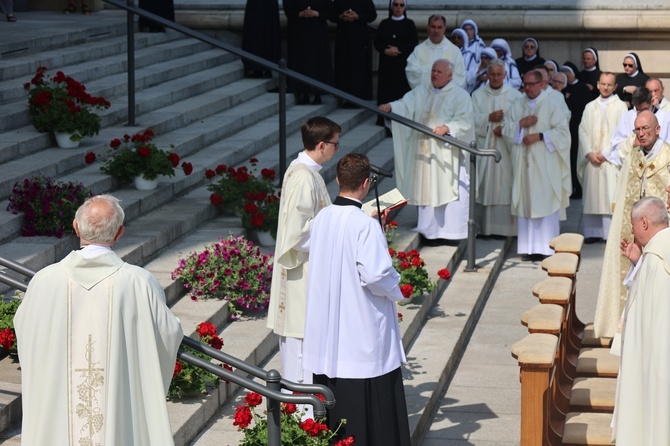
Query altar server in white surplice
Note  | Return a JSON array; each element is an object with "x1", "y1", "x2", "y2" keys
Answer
[
  {"x1": 577, "y1": 71, "x2": 627, "y2": 242},
  {"x1": 612, "y1": 197, "x2": 670, "y2": 445},
  {"x1": 472, "y1": 58, "x2": 522, "y2": 236},
  {"x1": 380, "y1": 58, "x2": 474, "y2": 242},
  {"x1": 266, "y1": 117, "x2": 340, "y2": 403},
  {"x1": 14, "y1": 195, "x2": 183, "y2": 446},
  {"x1": 502, "y1": 69, "x2": 572, "y2": 261},
  {"x1": 304, "y1": 153, "x2": 410, "y2": 446},
  {"x1": 405, "y1": 14, "x2": 466, "y2": 89}
]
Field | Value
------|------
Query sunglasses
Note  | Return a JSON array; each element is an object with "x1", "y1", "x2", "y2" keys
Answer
[
  {"x1": 392, "y1": 2, "x2": 405, "y2": 6},
  {"x1": 623, "y1": 63, "x2": 635, "y2": 68}
]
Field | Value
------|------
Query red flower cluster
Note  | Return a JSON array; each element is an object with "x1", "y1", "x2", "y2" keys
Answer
[
  {"x1": 215, "y1": 164, "x2": 227, "y2": 174},
  {"x1": 398, "y1": 312, "x2": 404, "y2": 322},
  {"x1": 210, "y1": 193, "x2": 223, "y2": 206},
  {"x1": 386, "y1": 220, "x2": 398, "y2": 230},
  {"x1": 173, "y1": 360, "x2": 183, "y2": 378},
  {"x1": 244, "y1": 392, "x2": 263, "y2": 407},
  {"x1": 334, "y1": 436, "x2": 356, "y2": 446},
  {"x1": 182, "y1": 162, "x2": 193, "y2": 176},
  {"x1": 282, "y1": 402, "x2": 297, "y2": 415},
  {"x1": 299, "y1": 418, "x2": 329, "y2": 437},
  {"x1": 196, "y1": 321, "x2": 224, "y2": 350},
  {"x1": 205, "y1": 169, "x2": 216, "y2": 179},
  {"x1": 234, "y1": 405, "x2": 253, "y2": 428},
  {"x1": 260, "y1": 168, "x2": 276, "y2": 180},
  {"x1": 84, "y1": 151, "x2": 96, "y2": 164},
  {"x1": 0, "y1": 328, "x2": 15, "y2": 350},
  {"x1": 137, "y1": 146, "x2": 151, "y2": 158},
  {"x1": 400, "y1": 283, "x2": 414, "y2": 298},
  {"x1": 168, "y1": 152, "x2": 180, "y2": 168},
  {"x1": 110, "y1": 138, "x2": 122, "y2": 149},
  {"x1": 437, "y1": 268, "x2": 451, "y2": 280}
]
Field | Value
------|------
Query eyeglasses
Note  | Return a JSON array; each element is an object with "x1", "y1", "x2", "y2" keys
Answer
[
  {"x1": 551, "y1": 80, "x2": 566, "y2": 85},
  {"x1": 633, "y1": 125, "x2": 654, "y2": 134},
  {"x1": 523, "y1": 45, "x2": 536, "y2": 49},
  {"x1": 623, "y1": 63, "x2": 635, "y2": 68},
  {"x1": 392, "y1": 2, "x2": 405, "y2": 6},
  {"x1": 322, "y1": 140, "x2": 340, "y2": 148},
  {"x1": 523, "y1": 81, "x2": 541, "y2": 88}
]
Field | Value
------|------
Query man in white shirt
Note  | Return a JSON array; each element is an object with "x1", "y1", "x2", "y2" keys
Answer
[{"x1": 303, "y1": 153, "x2": 410, "y2": 446}]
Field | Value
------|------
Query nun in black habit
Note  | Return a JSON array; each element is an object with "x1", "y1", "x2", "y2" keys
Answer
[{"x1": 615, "y1": 53, "x2": 650, "y2": 109}]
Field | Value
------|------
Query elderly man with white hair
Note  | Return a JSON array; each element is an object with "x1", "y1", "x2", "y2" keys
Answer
[
  {"x1": 472, "y1": 58, "x2": 523, "y2": 236},
  {"x1": 380, "y1": 58, "x2": 474, "y2": 243}
]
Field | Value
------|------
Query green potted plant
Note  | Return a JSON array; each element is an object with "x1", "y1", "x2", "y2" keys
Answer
[
  {"x1": 207, "y1": 158, "x2": 276, "y2": 212},
  {"x1": 24, "y1": 66, "x2": 111, "y2": 148},
  {"x1": 0, "y1": 297, "x2": 20, "y2": 357},
  {"x1": 240, "y1": 192, "x2": 280, "y2": 246},
  {"x1": 89, "y1": 129, "x2": 193, "y2": 190}
]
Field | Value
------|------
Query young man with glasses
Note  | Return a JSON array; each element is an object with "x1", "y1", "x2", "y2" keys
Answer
[{"x1": 267, "y1": 117, "x2": 341, "y2": 417}]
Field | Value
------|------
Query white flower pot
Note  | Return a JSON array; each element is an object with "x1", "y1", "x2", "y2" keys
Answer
[
  {"x1": 54, "y1": 132, "x2": 80, "y2": 149},
  {"x1": 134, "y1": 175, "x2": 159, "y2": 191},
  {"x1": 255, "y1": 230, "x2": 275, "y2": 247}
]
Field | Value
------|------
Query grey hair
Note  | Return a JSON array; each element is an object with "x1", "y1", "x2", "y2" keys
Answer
[
  {"x1": 433, "y1": 58, "x2": 454, "y2": 74},
  {"x1": 632, "y1": 196, "x2": 669, "y2": 226},
  {"x1": 551, "y1": 72, "x2": 567, "y2": 84},
  {"x1": 75, "y1": 195, "x2": 125, "y2": 243},
  {"x1": 487, "y1": 58, "x2": 506, "y2": 73}
]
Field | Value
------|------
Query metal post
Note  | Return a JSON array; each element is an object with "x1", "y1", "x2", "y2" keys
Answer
[
  {"x1": 126, "y1": 0, "x2": 136, "y2": 126},
  {"x1": 278, "y1": 58, "x2": 287, "y2": 183},
  {"x1": 464, "y1": 150, "x2": 479, "y2": 272},
  {"x1": 266, "y1": 369, "x2": 282, "y2": 446}
]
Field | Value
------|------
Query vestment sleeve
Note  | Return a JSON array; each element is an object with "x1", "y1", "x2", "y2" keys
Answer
[{"x1": 356, "y1": 218, "x2": 403, "y2": 302}]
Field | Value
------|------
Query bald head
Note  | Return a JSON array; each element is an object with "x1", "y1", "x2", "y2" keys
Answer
[
  {"x1": 631, "y1": 196, "x2": 669, "y2": 247},
  {"x1": 74, "y1": 195, "x2": 125, "y2": 246},
  {"x1": 634, "y1": 110, "x2": 661, "y2": 152},
  {"x1": 646, "y1": 77, "x2": 665, "y2": 107}
]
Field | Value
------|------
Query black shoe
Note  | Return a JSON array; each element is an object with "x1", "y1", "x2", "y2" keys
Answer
[
  {"x1": 584, "y1": 237, "x2": 601, "y2": 244},
  {"x1": 311, "y1": 95, "x2": 322, "y2": 105},
  {"x1": 522, "y1": 254, "x2": 549, "y2": 262}
]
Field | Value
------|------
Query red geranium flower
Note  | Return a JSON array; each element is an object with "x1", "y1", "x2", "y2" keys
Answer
[
  {"x1": 0, "y1": 328, "x2": 15, "y2": 350},
  {"x1": 407, "y1": 249, "x2": 420, "y2": 257},
  {"x1": 182, "y1": 162, "x2": 193, "y2": 175},
  {"x1": 249, "y1": 157, "x2": 259, "y2": 163},
  {"x1": 437, "y1": 268, "x2": 451, "y2": 280},
  {"x1": 215, "y1": 164, "x2": 227, "y2": 174},
  {"x1": 335, "y1": 436, "x2": 356, "y2": 446},
  {"x1": 173, "y1": 360, "x2": 183, "y2": 378},
  {"x1": 196, "y1": 321, "x2": 217, "y2": 337},
  {"x1": 233, "y1": 405, "x2": 253, "y2": 428},
  {"x1": 84, "y1": 151, "x2": 96, "y2": 164},
  {"x1": 396, "y1": 251, "x2": 407, "y2": 260},
  {"x1": 299, "y1": 418, "x2": 329, "y2": 437},
  {"x1": 399, "y1": 261, "x2": 411, "y2": 269},
  {"x1": 400, "y1": 283, "x2": 414, "y2": 298},
  {"x1": 243, "y1": 201, "x2": 258, "y2": 215},
  {"x1": 250, "y1": 212, "x2": 265, "y2": 227},
  {"x1": 244, "y1": 392, "x2": 263, "y2": 407},
  {"x1": 208, "y1": 335, "x2": 224, "y2": 350},
  {"x1": 260, "y1": 168, "x2": 275, "y2": 180},
  {"x1": 282, "y1": 403, "x2": 297, "y2": 415},
  {"x1": 110, "y1": 138, "x2": 122, "y2": 149},
  {"x1": 388, "y1": 247, "x2": 395, "y2": 257},
  {"x1": 411, "y1": 257, "x2": 423, "y2": 267},
  {"x1": 210, "y1": 193, "x2": 223, "y2": 206},
  {"x1": 167, "y1": 152, "x2": 180, "y2": 168},
  {"x1": 137, "y1": 146, "x2": 150, "y2": 158},
  {"x1": 386, "y1": 220, "x2": 398, "y2": 229},
  {"x1": 398, "y1": 312, "x2": 404, "y2": 322},
  {"x1": 205, "y1": 169, "x2": 216, "y2": 179}
]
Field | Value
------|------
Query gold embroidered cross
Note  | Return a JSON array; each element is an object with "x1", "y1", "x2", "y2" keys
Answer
[{"x1": 278, "y1": 301, "x2": 286, "y2": 313}]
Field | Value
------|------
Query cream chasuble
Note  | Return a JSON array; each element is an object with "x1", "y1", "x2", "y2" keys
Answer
[
  {"x1": 593, "y1": 140, "x2": 670, "y2": 338},
  {"x1": 472, "y1": 82, "x2": 522, "y2": 235},
  {"x1": 577, "y1": 95, "x2": 627, "y2": 215},
  {"x1": 405, "y1": 37, "x2": 466, "y2": 89},
  {"x1": 612, "y1": 228, "x2": 670, "y2": 445},
  {"x1": 610, "y1": 108, "x2": 670, "y2": 165},
  {"x1": 15, "y1": 250, "x2": 182, "y2": 446},
  {"x1": 390, "y1": 82, "x2": 474, "y2": 208},
  {"x1": 503, "y1": 89, "x2": 572, "y2": 220},
  {"x1": 267, "y1": 156, "x2": 331, "y2": 339}
]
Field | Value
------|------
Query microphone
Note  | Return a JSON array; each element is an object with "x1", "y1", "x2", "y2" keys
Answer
[{"x1": 370, "y1": 164, "x2": 393, "y2": 178}]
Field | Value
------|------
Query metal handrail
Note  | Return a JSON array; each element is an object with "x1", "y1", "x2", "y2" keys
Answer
[
  {"x1": 105, "y1": 0, "x2": 495, "y2": 270},
  {"x1": 0, "y1": 256, "x2": 333, "y2": 446}
]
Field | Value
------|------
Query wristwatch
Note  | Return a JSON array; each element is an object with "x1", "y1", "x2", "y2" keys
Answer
[{"x1": 539, "y1": 132, "x2": 544, "y2": 141}]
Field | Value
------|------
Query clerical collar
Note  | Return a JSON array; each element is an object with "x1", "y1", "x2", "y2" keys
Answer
[
  {"x1": 333, "y1": 196, "x2": 362, "y2": 208},
  {"x1": 524, "y1": 54, "x2": 537, "y2": 62},
  {"x1": 628, "y1": 70, "x2": 639, "y2": 78},
  {"x1": 427, "y1": 37, "x2": 448, "y2": 48},
  {"x1": 641, "y1": 138, "x2": 663, "y2": 158},
  {"x1": 570, "y1": 79, "x2": 578, "y2": 85},
  {"x1": 584, "y1": 66, "x2": 597, "y2": 72},
  {"x1": 391, "y1": 15, "x2": 404, "y2": 21},
  {"x1": 599, "y1": 95, "x2": 616, "y2": 105},
  {"x1": 297, "y1": 150, "x2": 323, "y2": 172},
  {"x1": 78, "y1": 244, "x2": 113, "y2": 259}
]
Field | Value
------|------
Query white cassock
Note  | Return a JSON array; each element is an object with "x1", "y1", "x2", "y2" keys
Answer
[
  {"x1": 612, "y1": 228, "x2": 670, "y2": 445},
  {"x1": 405, "y1": 37, "x2": 466, "y2": 89},
  {"x1": 14, "y1": 248, "x2": 183, "y2": 446},
  {"x1": 303, "y1": 202, "x2": 405, "y2": 379},
  {"x1": 593, "y1": 139, "x2": 670, "y2": 338},
  {"x1": 390, "y1": 81, "x2": 474, "y2": 239},
  {"x1": 659, "y1": 96, "x2": 670, "y2": 113},
  {"x1": 610, "y1": 108, "x2": 670, "y2": 165},
  {"x1": 472, "y1": 81, "x2": 523, "y2": 236},
  {"x1": 503, "y1": 89, "x2": 572, "y2": 255},
  {"x1": 267, "y1": 151, "x2": 331, "y2": 398},
  {"x1": 577, "y1": 94, "x2": 627, "y2": 239}
]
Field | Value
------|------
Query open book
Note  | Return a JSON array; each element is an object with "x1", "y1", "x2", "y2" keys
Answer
[{"x1": 361, "y1": 188, "x2": 408, "y2": 216}]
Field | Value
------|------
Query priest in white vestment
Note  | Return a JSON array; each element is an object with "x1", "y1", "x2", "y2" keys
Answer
[
  {"x1": 14, "y1": 195, "x2": 183, "y2": 446},
  {"x1": 266, "y1": 117, "x2": 340, "y2": 399},
  {"x1": 303, "y1": 153, "x2": 410, "y2": 446},
  {"x1": 577, "y1": 72, "x2": 628, "y2": 241},
  {"x1": 380, "y1": 58, "x2": 474, "y2": 242},
  {"x1": 593, "y1": 111, "x2": 670, "y2": 339},
  {"x1": 611, "y1": 197, "x2": 670, "y2": 445},
  {"x1": 472, "y1": 59, "x2": 523, "y2": 236},
  {"x1": 405, "y1": 15, "x2": 466, "y2": 89},
  {"x1": 647, "y1": 77, "x2": 670, "y2": 113},
  {"x1": 502, "y1": 70, "x2": 572, "y2": 261},
  {"x1": 610, "y1": 87, "x2": 670, "y2": 166}
]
